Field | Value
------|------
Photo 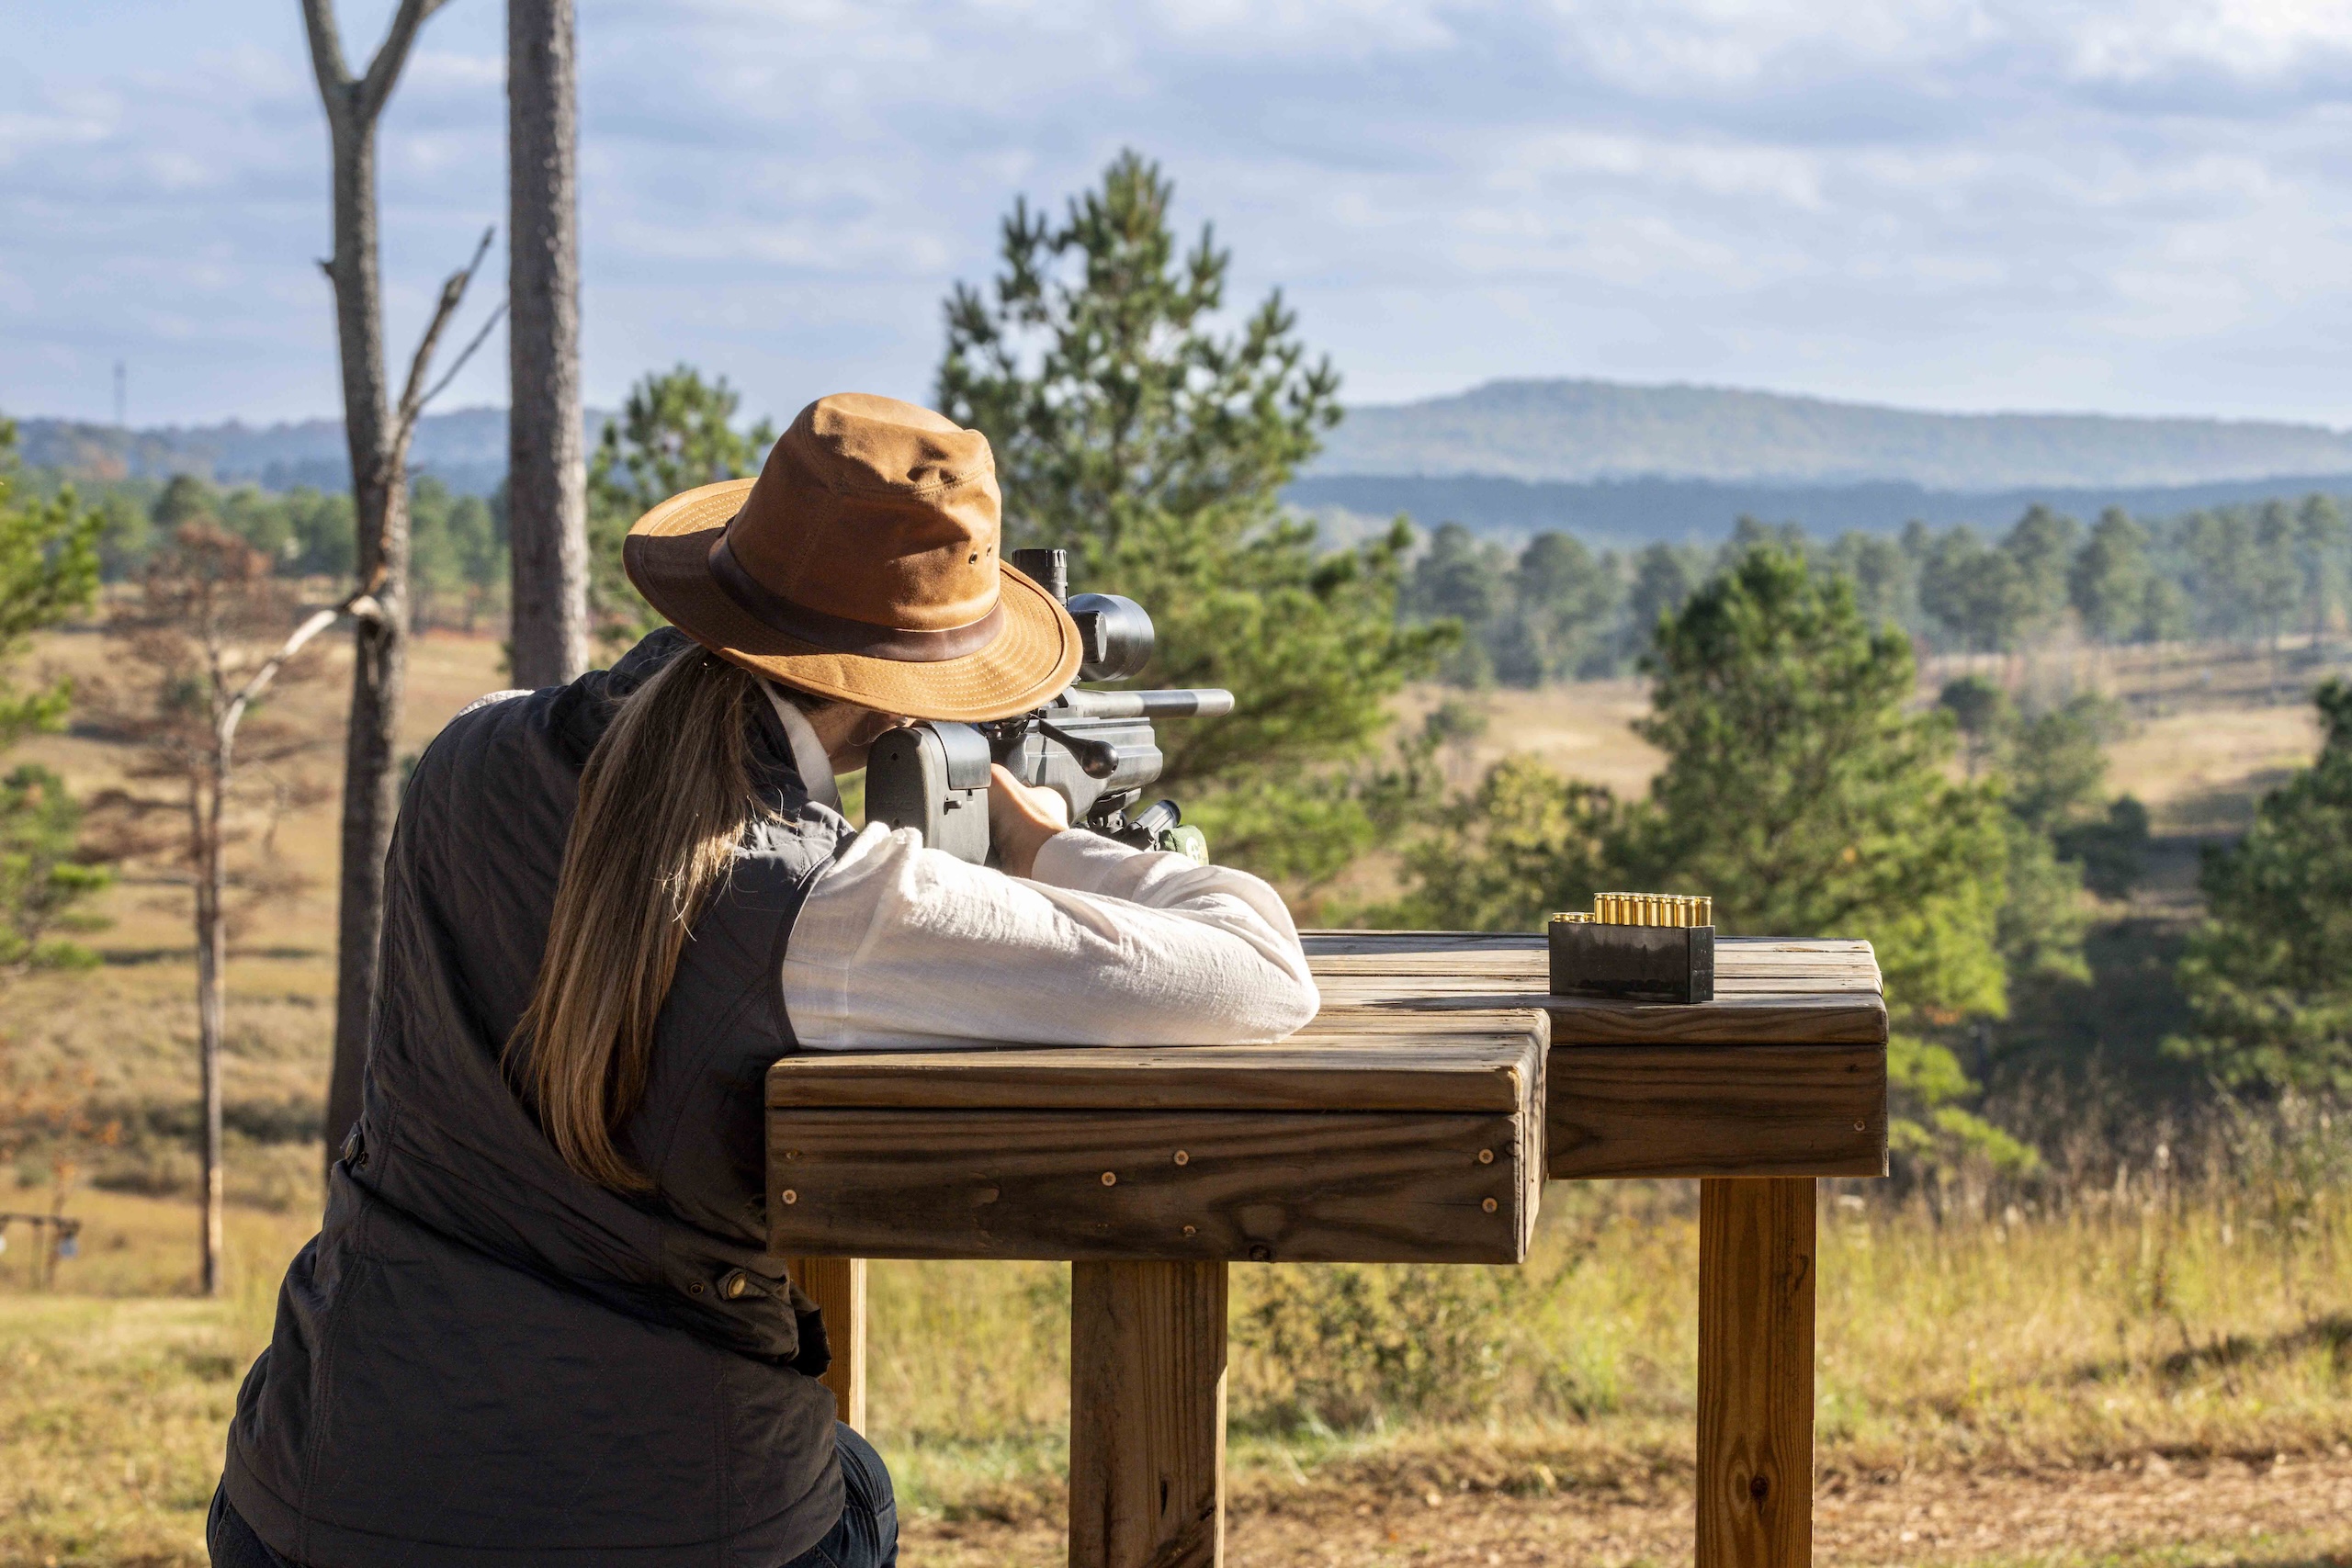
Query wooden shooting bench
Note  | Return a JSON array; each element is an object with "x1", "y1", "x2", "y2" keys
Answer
[{"x1": 766, "y1": 933, "x2": 1887, "y2": 1568}]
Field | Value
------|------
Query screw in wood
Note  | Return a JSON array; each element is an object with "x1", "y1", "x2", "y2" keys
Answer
[
  {"x1": 1855, "y1": 1121, "x2": 1867, "y2": 1132},
  {"x1": 782, "y1": 1149, "x2": 799, "y2": 1160},
  {"x1": 1182, "y1": 1224, "x2": 1196, "y2": 1237},
  {"x1": 1173, "y1": 1150, "x2": 1189, "y2": 1166},
  {"x1": 780, "y1": 1190, "x2": 797, "y2": 1205},
  {"x1": 1482, "y1": 1198, "x2": 1498, "y2": 1213},
  {"x1": 1101, "y1": 1171, "x2": 1117, "y2": 1186},
  {"x1": 1477, "y1": 1148, "x2": 1494, "y2": 1165}
]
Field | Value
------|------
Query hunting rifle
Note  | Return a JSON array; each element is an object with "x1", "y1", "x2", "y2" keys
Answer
[{"x1": 864, "y1": 548, "x2": 1232, "y2": 865}]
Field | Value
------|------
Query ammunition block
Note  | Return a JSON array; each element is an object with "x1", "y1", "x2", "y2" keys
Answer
[{"x1": 1548, "y1": 919, "x2": 1715, "y2": 1003}]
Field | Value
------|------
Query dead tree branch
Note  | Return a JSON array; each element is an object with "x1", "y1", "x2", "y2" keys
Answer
[{"x1": 394, "y1": 225, "x2": 501, "y2": 450}]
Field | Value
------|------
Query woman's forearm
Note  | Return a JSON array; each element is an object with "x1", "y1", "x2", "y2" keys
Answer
[{"x1": 783, "y1": 823, "x2": 1319, "y2": 1050}]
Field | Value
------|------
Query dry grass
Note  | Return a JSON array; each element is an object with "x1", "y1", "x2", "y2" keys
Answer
[{"x1": 6, "y1": 1175, "x2": 2348, "y2": 1565}]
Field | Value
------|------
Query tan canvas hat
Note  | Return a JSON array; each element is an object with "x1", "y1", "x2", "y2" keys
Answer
[{"x1": 622, "y1": 392, "x2": 1080, "y2": 722}]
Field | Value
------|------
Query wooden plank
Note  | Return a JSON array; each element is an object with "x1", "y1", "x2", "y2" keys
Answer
[
  {"x1": 1697, "y1": 1179, "x2": 1815, "y2": 1568},
  {"x1": 1069, "y1": 1260, "x2": 1227, "y2": 1568},
  {"x1": 786, "y1": 1256, "x2": 866, "y2": 1429},
  {"x1": 1306, "y1": 931, "x2": 1876, "y2": 971},
  {"x1": 767, "y1": 1107, "x2": 1534, "y2": 1263},
  {"x1": 766, "y1": 1013, "x2": 1543, "y2": 1114},
  {"x1": 1541, "y1": 994, "x2": 1887, "y2": 1047},
  {"x1": 1548, "y1": 1044, "x2": 1886, "y2": 1179},
  {"x1": 1298, "y1": 984, "x2": 1888, "y2": 1046}
]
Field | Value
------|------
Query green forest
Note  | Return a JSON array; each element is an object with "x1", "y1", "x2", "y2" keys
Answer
[{"x1": 1405, "y1": 495, "x2": 2348, "y2": 686}]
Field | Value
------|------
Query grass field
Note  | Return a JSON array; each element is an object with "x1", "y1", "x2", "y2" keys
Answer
[
  {"x1": 3, "y1": 624, "x2": 2346, "y2": 1565},
  {"x1": 6, "y1": 1168, "x2": 2350, "y2": 1565}
]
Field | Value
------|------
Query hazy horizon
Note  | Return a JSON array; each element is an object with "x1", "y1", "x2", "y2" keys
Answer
[{"x1": 18, "y1": 372, "x2": 2352, "y2": 440}]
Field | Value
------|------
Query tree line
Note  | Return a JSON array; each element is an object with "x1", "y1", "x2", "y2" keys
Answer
[
  {"x1": 1408, "y1": 493, "x2": 2351, "y2": 687},
  {"x1": 10, "y1": 468, "x2": 506, "y2": 635}
]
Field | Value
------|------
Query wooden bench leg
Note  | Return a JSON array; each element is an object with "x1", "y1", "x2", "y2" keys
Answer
[
  {"x1": 1697, "y1": 1178, "x2": 1815, "y2": 1568},
  {"x1": 1069, "y1": 1259, "x2": 1227, "y2": 1568},
  {"x1": 789, "y1": 1256, "x2": 867, "y2": 1430}
]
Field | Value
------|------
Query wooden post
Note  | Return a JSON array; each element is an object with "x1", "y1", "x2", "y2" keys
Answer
[
  {"x1": 788, "y1": 1257, "x2": 867, "y2": 1430},
  {"x1": 1069, "y1": 1260, "x2": 1227, "y2": 1568},
  {"x1": 1697, "y1": 1178, "x2": 1815, "y2": 1568}
]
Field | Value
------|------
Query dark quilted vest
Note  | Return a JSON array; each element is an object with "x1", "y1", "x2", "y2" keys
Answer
[{"x1": 224, "y1": 630, "x2": 854, "y2": 1568}]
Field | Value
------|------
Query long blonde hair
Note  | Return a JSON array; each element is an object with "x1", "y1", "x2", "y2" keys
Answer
[{"x1": 510, "y1": 648, "x2": 777, "y2": 1189}]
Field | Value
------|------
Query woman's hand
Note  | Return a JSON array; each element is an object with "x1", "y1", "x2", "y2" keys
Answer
[{"x1": 988, "y1": 765, "x2": 1070, "y2": 878}]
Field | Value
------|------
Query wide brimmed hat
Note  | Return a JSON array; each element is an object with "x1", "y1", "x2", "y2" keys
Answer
[{"x1": 623, "y1": 392, "x2": 1080, "y2": 722}]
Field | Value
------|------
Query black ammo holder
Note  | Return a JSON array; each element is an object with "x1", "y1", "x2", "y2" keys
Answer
[{"x1": 1548, "y1": 920, "x2": 1716, "y2": 1004}]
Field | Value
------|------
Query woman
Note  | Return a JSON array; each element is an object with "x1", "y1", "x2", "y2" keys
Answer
[{"x1": 211, "y1": 394, "x2": 1319, "y2": 1568}]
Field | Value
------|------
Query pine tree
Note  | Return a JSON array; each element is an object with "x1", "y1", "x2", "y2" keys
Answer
[
  {"x1": 1920, "y1": 525, "x2": 2030, "y2": 652},
  {"x1": 0, "y1": 418, "x2": 104, "y2": 748},
  {"x1": 1392, "y1": 547, "x2": 2021, "y2": 1170},
  {"x1": 586, "y1": 366, "x2": 777, "y2": 645},
  {"x1": 2068, "y1": 506, "x2": 2153, "y2": 645},
  {"x1": 1507, "y1": 532, "x2": 1620, "y2": 683},
  {"x1": 0, "y1": 418, "x2": 110, "y2": 974},
  {"x1": 2295, "y1": 492, "x2": 2346, "y2": 649},
  {"x1": 2173, "y1": 679, "x2": 2352, "y2": 1093},
  {"x1": 1622, "y1": 542, "x2": 1704, "y2": 663},
  {"x1": 1628, "y1": 547, "x2": 2010, "y2": 1020},
  {"x1": 0, "y1": 765, "x2": 109, "y2": 972},
  {"x1": 1826, "y1": 530, "x2": 1918, "y2": 633},
  {"x1": 938, "y1": 151, "x2": 1447, "y2": 878},
  {"x1": 2001, "y1": 504, "x2": 2081, "y2": 637},
  {"x1": 1405, "y1": 523, "x2": 1508, "y2": 686}
]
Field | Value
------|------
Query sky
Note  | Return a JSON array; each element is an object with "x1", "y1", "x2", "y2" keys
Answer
[{"x1": 6, "y1": 0, "x2": 2352, "y2": 430}]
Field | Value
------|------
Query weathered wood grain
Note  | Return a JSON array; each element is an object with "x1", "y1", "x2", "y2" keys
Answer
[
  {"x1": 1698, "y1": 1179, "x2": 1815, "y2": 1568},
  {"x1": 1069, "y1": 1260, "x2": 1227, "y2": 1568},
  {"x1": 1549, "y1": 1043, "x2": 1887, "y2": 1179},
  {"x1": 767, "y1": 1107, "x2": 1534, "y2": 1264},
  {"x1": 1299, "y1": 984, "x2": 1888, "y2": 1046},
  {"x1": 785, "y1": 1256, "x2": 865, "y2": 1428},
  {"x1": 766, "y1": 1012, "x2": 1544, "y2": 1114},
  {"x1": 1302, "y1": 933, "x2": 1890, "y2": 1048}
]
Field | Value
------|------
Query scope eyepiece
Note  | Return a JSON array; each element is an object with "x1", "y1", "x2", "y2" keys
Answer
[{"x1": 1067, "y1": 592, "x2": 1155, "y2": 681}]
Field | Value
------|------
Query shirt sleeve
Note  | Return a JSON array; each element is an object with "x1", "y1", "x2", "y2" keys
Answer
[{"x1": 782, "y1": 823, "x2": 1321, "y2": 1050}]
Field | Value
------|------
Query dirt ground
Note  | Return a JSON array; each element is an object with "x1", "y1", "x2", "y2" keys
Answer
[{"x1": 907, "y1": 1452, "x2": 2352, "y2": 1566}]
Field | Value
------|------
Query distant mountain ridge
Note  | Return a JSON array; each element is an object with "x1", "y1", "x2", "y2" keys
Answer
[
  {"x1": 17, "y1": 380, "x2": 2352, "y2": 544},
  {"x1": 1285, "y1": 469, "x2": 2352, "y2": 549},
  {"x1": 14, "y1": 407, "x2": 609, "y2": 497},
  {"x1": 1307, "y1": 378, "x2": 2352, "y2": 490}
]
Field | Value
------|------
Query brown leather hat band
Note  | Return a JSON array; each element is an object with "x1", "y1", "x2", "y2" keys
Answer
[{"x1": 708, "y1": 534, "x2": 1005, "y2": 662}]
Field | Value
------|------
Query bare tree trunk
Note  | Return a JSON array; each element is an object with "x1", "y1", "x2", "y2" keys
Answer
[
  {"x1": 304, "y1": 0, "x2": 449, "y2": 1170},
  {"x1": 508, "y1": 0, "x2": 590, "y2": 689},
  {"x1": 198, "y1": 747, "x2": 227, "y2": 1295}
]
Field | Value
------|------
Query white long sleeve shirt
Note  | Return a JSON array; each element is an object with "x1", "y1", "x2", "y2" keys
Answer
[
  {"x1": 783, "y1": 821, "x2": 1320, "y2": 1050},
  {"x1": 454, "y1": 684, "x2": 1320, "y2": 1049}
]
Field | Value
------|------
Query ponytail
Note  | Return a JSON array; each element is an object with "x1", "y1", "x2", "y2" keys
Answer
[{"x1": 509, "y1": 649, "x2": 773, "y2": 1189}]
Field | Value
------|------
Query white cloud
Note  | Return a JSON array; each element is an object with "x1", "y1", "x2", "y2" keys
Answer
[{"x1": 6, "y1": 0, "x2": 2352, "y2": 425}]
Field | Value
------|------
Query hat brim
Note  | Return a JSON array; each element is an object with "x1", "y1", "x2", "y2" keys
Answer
[{"x1": 622, "y1": 479, "x2": 1081, "y2": 723}]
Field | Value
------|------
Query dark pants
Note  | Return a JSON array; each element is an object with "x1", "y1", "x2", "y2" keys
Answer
[{"x1": 209, "y1": 1422, "x2": 898, "y2": 1568}]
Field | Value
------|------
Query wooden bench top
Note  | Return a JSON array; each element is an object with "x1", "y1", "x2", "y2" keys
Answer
[
  {"x1": 765, "y1": 1009, "x2": 1544, "y2": 1113},
  {"x1": 1302, "y1": 932, "x2": 1889, "y2": 1046},
  {"x1": 763, "y1": 933, "x2": 1888, "y2": 1263}
]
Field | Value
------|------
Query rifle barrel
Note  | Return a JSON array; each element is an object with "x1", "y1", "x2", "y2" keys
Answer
[{"x1": 1056, "y1": 687, "x2": 1235, "y2": 719}]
